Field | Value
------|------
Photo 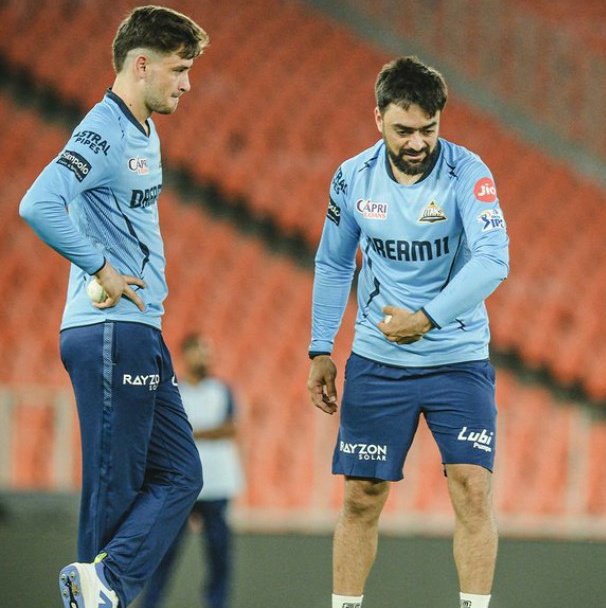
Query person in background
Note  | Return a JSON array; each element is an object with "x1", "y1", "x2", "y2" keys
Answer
[{"x1": 141, "y1": 333, "x2": 245, "y2": 608}]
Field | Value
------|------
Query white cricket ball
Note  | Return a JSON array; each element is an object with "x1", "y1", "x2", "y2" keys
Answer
[
  {"x1": 86, "y1": 278, "x2": 107, "y2": 303},
  {"x1": 383, "y1": 314, "x2": 393, "y2": 323}
]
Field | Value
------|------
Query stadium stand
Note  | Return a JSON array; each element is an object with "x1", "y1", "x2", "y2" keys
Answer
[
  {"x1": 1, "y1": 1, "x2": 605, "y2": 536},
  {"x1": 1, "y1": 91, "x2": 605, "y2": 536},
  {"x1": 329, "y1": 0, "x2": 606, "y2": 159},
  {"x1": 511, "y1": 0, "x2": 606, "y2": 52},
  {"x1": 2, "y1": 0, "x2": 605, "y2": 397}
]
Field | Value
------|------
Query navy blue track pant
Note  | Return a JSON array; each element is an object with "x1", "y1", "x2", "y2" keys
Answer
[{"x1": 60, "y1": 321, "x2": 203, "y2": 607}]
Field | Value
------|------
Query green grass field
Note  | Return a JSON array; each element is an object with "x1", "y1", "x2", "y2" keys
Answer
[{"x1": 1, "y1": 493, "x2": 604, "y2": 607}]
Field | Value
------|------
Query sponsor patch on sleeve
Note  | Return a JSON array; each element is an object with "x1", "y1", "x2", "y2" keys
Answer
[
  {"x1": 473, "y1": 177, "x2": 497, "y2": 202},
  {"x1": 73, "y1": 130, "x2": 111, "y2": 156},
  {"x1": 56, "y1": 150, "x2": 92, "y2": 182},
  {"x1": 477, "y1": 208, "x2": 506, "y2": 232},
  {"x1": 331, "y1": 167, "x2": 347, "y2": 195},
  {"x1": 327, "y1": 197, "x2": 341, "y2": 226}
]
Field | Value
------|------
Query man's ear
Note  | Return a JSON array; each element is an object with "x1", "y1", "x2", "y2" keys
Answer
[
  {"x1": 374, "y1": 107, "x2": 383, "y2": 134},
  {"x1": 133, "y1": 54, "x2": 149, "y2": 78}
]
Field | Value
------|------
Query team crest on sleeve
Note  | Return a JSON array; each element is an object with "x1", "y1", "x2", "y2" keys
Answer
[
  {"x1": 356, "y1": 199, "x2": 388, "y2": 220},
  {"x1": 418, "y1": 200, "x2": 447, "y2": 223},
  {"x1": 477, "y1": 208, "x2": 506, "y2": 232},
  {"x1": 327, "y1": 197, "x2": 341, "y2": 226},
  {"x1": 56, "y1": 150, "x2": 91, "y2": 182},
  {"x1": 474, "y1": 177, "x2": 497, "y2": 202}
]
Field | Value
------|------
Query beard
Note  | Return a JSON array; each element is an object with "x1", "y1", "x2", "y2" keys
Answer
[
  {"x1": 147, "y1": 99, "x2": 178, "y2": 115},
  {"x1": 145, "y1": 89, "x2": 180, "y2": 115},
  {"x1": 386, "y1": 142, "x2": 437, "y2": 176}
]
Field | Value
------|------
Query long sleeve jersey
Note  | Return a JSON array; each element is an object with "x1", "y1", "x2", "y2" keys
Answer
[
  {"x1": 310, "y1": 138, "x2": 510, "y2": 367},
  {"x1": 20, "y1": 90, "x2": 167, "y2": 330}
]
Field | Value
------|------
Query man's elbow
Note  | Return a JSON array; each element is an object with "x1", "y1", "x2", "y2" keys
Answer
[
  {"x1": 494, "y1": 257, "x2": 509, "y2": 282},
  {"x1": 480, "y1": 245, "x2": 509, "y2": 282},
  {"x1": 477, "y1": 255, "x2": 509, "y2": 288},
  {"x1": 499, "y1": 255, "x2": 510, "y2": 281},
  {"x1": 19, "y1": 194, "x2": 36, "y2": 225}
]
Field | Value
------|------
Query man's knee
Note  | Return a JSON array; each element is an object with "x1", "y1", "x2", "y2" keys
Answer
[
  {"x1": 170, "y1": 452, "x2": 203, "y2": 499},
  {"x1": 343, "y1": 478, "x2": 389, "y2": 521},
  {"x1": 447, "y1": 465, "x2": 493, "y2": 519},
  {"x1": 188, "y1": 457, "x2": 204, "y2": 497}
]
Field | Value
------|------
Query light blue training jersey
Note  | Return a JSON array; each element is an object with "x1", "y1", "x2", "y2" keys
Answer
[
  {"x1": 180, "y1": 377, "x2": 245, "y2": 500},
  {"x1": 310, "y1": 138, "x2": 510, "y2": 367},
  {"x1": 20, "y1": 90, "x2": 166, "y2": 330}
]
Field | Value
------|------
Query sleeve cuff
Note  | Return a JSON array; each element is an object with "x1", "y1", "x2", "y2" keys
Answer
[
  {"x1": 89, "y1": 257, "x2": 106, "y2": 276},
  {"x1": 420, "y1": 306, "x2": 441, "y2": 329},
  {"x1": 309, "y1": 351, "x2": 331, "y2": 359}
]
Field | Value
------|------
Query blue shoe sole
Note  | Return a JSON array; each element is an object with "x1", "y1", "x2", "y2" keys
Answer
[{"x1": 59, "y1": 564, "x2": 83, "y2": 608}]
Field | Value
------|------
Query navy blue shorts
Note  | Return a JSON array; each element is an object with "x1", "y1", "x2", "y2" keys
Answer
[{"x1": 333, "y1": 353, "x2": 497, "y2": 481}]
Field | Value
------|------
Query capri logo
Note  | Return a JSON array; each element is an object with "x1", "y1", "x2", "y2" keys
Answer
[
  {"x1": 123, "y1": 374, "x2": 160, "y2": 391},
  {"x1": 356, "y1": 199, "x2": 388, "y2": 220},
  {"x1": 457, "y1": 427, "x2": 494, "y2": 452},
  {"x1": 128, "y1": 157, "x2": 149, "y2": 175},
  {"x1": 340, "y1": 442, "x2": 387, "y2": 461}
]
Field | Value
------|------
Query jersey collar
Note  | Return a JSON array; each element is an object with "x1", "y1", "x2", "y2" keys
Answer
[{"x1": 105, "y1": 89, "x2": 150, "y2": 137}]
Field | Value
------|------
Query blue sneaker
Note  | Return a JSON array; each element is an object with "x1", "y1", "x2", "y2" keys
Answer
[{"x1": 59, "y1": 559, "x2": 119, "y2": 607}]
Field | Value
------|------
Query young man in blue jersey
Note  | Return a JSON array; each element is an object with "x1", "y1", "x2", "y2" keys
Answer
[
  {"x1": 19, "y1": 6, "x2": 208, "y2": 608},
  {"x1": 307, "y1": 56, "x2": 509, "y2": 608}
]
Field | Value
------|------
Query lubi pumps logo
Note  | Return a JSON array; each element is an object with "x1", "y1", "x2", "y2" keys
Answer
[{"x1": 457, "y1": 427, "x2": 494, "y2": 452}]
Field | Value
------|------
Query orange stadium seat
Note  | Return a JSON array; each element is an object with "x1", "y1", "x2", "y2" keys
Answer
[{"x1": 11, "y1": 392, "x2": 56, "y2": 489}]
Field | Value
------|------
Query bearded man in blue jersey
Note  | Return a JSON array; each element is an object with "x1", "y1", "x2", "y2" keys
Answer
[
  {"x1": 308, "y1": 56, "x2": 509, "y2": 608},
  {"x1": 20, "y1": 7, "x2": 208, "y2": 607}
]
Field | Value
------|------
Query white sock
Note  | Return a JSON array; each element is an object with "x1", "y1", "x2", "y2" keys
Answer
[
  {"x1": 332, "y1": 593, "x2": 363, "y2": 608},
  {"x1": 460, "y1": 592, "x2": 491, "y2": 608}
]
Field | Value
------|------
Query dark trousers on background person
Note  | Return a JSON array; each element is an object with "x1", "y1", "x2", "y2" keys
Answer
[{"x1": 141, "y1": 499, "x2": 232, "y2": 608}]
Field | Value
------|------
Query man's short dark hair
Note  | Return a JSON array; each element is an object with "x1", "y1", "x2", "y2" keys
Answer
[
  {"x1": 375, "y1": 56, "x2": 448, "y2": 117},
  {"x1": 181, "y1": 332, "x2": 205, "y2": 353},
  {"x1": 112, "y1": 5, "x2": 209, "y2": 73}
]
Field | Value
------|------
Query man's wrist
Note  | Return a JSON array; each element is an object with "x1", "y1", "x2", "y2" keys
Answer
[
  {"x1": 92, "y1": 258, "x2": 107, "y2": 277},
  {"x1": 309, "y1": 351, "x2": 331, "y2": 360},
  {"x1": 416, "y1": 308, "x2": 435, "y2": 333}
]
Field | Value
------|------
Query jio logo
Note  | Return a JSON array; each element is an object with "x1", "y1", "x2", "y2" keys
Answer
[{"x1": 474, "y1": 177, "x2": 497, "y2": 203}]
